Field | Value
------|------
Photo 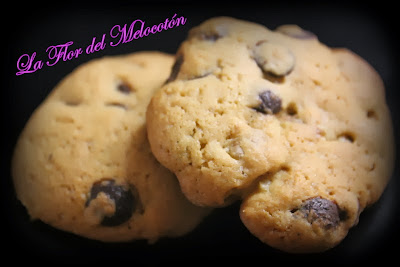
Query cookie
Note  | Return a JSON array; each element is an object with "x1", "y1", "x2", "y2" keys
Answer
[
  {"x1": 146, "y1": 17, "x2": 394, "y2": 252},
  {"x1": 12, "y1": 51, "x2": 210, "y2": 242}
]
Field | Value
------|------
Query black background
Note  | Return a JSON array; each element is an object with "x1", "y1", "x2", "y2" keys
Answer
[{"x1": 2, "y1": 1, "x2": 400, "y2": 264}]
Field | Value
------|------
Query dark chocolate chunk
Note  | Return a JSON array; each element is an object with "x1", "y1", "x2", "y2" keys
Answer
[
  {"x1": 117, "y1": 82, "x2": 133, "y2": 94},
  {"x1": 165, "y1": 54, "x2": 184, "y2": 83},
  {"x1": 254, "y1": 41, "x2": 295, "y2": 78},
  {"x1": 199, "y1": 32, "x2": 222, "y2": 41},
  {"x1": 294, "y1": 197, "x2": 340, "y2": 229},
  {"x1": 189, "y1": 27, "x2": 226, "y2": 41},
  {"x1": 262, "y1": 72, "x2": 286, "y2": 84},
  {"x1": 254, "y1": 90, "x2": 282, "y2": 114},
  {"x1": 86, "y1": 178, "x2": 136, "y2": 226}
]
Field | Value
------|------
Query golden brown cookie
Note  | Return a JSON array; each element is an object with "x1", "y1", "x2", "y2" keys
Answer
[
  {"x1": 146, "y1": 17, "x2": 394, "y2": 252},
  {"x1": 12, "y1": 51, "x2": 210, "y2": 242}
]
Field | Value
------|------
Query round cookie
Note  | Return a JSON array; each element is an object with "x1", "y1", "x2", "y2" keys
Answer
[
  {"x1": 12, "y1": 51, "x2": 210, "y2": 242},
  {"x1": 146, "y1": 17, "x2": 394, "y2": 252}
]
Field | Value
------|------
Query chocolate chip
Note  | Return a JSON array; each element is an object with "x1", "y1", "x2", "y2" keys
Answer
[
  {"x1": 117, "y1": 82, "x2": 133, "y2": 94},
  {"x1": 165, "y1": 54, "x2": 184, "y2": 84},
  {"x1": 262, "y1": 72, "x2": 286, "y2": 84},
  {"x1": 198, "y1": 32, "x2": 222, "y2": 41},
  {"x1": 86, "y1": 179, "x2": 136, "y2": 226},
  {"x1": 276, "y1": 25, "x2": 317, "y2": 40},
  {"x1": 293, "y1": 197, "x2": 340, "y2": 229},
  {"x1": 254, "y1": 90, "x2": 282, "y2": 115},
  {"x1": 189, "y1": 27, "x2": 226, "y2": 42},
  {"x1": 254, "y1": 41, "x2": 295, "y2": 77}
]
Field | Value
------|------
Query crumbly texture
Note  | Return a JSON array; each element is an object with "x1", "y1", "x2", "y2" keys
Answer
[
  {"x1": 12, "y1": 52, "x2": 210, "y2": 242},
  {"x1": 146, "y1": 17, "x2": 395, "y2": 252}
]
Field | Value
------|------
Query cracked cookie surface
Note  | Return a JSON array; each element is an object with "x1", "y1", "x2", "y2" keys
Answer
[
  {"x1": 12, "y1": 51, "x2": 210, "y2": 242},
  {"x1": 146, "y1": 17, "x2": 394, "y2": 252}
]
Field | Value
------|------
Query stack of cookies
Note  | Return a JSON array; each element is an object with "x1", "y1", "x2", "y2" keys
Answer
[{"x1": 12, "y1": 17, "x2": 394, "y2": 253}]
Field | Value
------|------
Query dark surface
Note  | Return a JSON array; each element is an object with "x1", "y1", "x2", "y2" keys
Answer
[{"x1": 2, "y1": 1, "x2": 399, "y2": 264}]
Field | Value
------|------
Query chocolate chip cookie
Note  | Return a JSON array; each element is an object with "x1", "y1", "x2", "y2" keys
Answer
[
  {"x1": 146, "y1": 17, "x2": 394, "y2": 252},
  {"x1": 12, "y1": 51, "x2": 210, "y2": 242}
]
